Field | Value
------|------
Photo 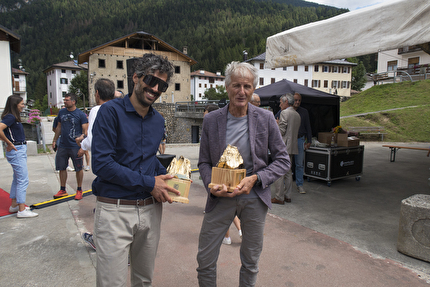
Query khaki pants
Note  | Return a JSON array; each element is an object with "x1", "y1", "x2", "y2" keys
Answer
[
  {"x1": 94, "y1": 200, "x2": 162, "y2": 287},
  {"x1": 273, "y1": 154, "x2": 294, "y2": 201}
]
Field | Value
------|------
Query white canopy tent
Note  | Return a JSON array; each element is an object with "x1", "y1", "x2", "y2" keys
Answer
[{"x1": 265, "y1": 0, "x2": 430, "y2": 68}]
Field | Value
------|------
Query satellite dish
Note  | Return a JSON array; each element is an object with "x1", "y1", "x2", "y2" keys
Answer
[{"x1": 70, "y1": 52, "x2": 74, "y2": 59}]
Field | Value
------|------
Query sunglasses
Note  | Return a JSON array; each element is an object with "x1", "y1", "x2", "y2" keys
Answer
[{"x1": 143, "y1": 75, "x2": 169, "y2": 92}]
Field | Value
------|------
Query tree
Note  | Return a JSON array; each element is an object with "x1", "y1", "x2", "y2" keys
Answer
[
  {"x1": 203, "y1": 86, "x2": 228, "y2": 100},
  {"x1": 351, "y1": 61, "x2": 367, "y2": 91},
  {"x1": 69, "y1": 71, "x2": 88, "y2": 108}
]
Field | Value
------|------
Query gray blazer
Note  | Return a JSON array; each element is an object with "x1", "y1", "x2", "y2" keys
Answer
[
  {"x1": 198, "y1": 103, "x2": 290, "y2": 212},
  {"x1": 279, "y1": 107, "x2": 301, "y2": 155}
]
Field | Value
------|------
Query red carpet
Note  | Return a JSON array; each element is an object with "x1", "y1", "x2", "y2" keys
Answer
[{"x1": 0, "y1": 188, "x2": 13, "y2": 217}]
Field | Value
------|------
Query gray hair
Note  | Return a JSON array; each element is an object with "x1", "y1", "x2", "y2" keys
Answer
[
  {"x1": 225, "y1": 61, "x2": 258, "y2": 88},
  {"x1": 133, "y1": 54, "x2": 174, "y2": 84},
  {"x1": 280, "y1": 93, "x2": 294, "y2": 105}
]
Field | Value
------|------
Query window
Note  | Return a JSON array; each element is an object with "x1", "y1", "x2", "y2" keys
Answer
[
  {"x1": 314, "y1": 65, "x2": 319, "y2": 72},
  {"x1": 117, "y1": 60, "x2": 124, "y2": 69},
  {"x1": 294, "y1": 66, "x2": 298, "y2": 71},
  {"x1": 324, "y1": 80, "x2": 328, "y2": 88},
  {"x1": 332, "y1": 66, "x2": 338, "y2": 73},
  {"x1": 332, "y1": 81, "x2": 340, "y2": 88},
  {"x1": 175, "y1": 83, "x2": 180, "y2": 91},
  {"x1": 387, "y1": 60, "x2": 397, "y2": 71},
  {"x1": 60, "y1": 78, "x2": 68, "y2": 84},
  {"x1": 204, "y1": 84, "x2": 207, "y2": 88},
  {"x1": 72, "y1": 70, "x2": 76, "y2": 74},
  {"x1": 61, "y1": 69, "x2": 66, "y2": 73},
  {"x1": 304, "y1": 66, "x2": 308, "y2": 72},
  {"x1": 304, "y1": 79, "x2": 308, "y2": 87},
  {"x1": 271, "y1": 68, "x2": 275, "y2": 70},
  {"x1": 283, "y1": 67, "x2": 287, "y2": 71},
  {"x1": 323, "y1": 66, "x2": 329, "y2": 72},
  {"x1": 209, "y1": 78, "x2": 215, "y2": 84},
  {"x1": 50, "y1": 92, "x2": 52, "y2": 99},
  {"x1": 14, "y1": 74, "x2": 19, "y2": 79},
  {"x1": 293, "y1": 79, "x2": 297, "y2": 83},
  {"x1": 117, "y1": 80, "x2": 124, "y2": 89},
  {"x1": 342, "y1": 81, "x2": 348, "y2": 89},
  {"x1": 210, "y1": 84, "x2": 213, "y2": 88},
  {"x1": 342, "y1": 66, "x2": 349, "y2": 73},
  {"x1": 408, "y1": 57, "x2": 419, "y2": 68},
  {"x1": 271, "y1": 78, "x2": 275, "y2": 84},
  {"x1": 312, "y1": 80, "x2": 320, "y2": 88},
  {"x1": 259, "y1": 78, "x2": 264, "y2": 85},
  {"x1": 49, "y1": 80, "x2": 51, "y2": 86},
  {"x1": 62, "y1": 91, "x2": 67, "y2": 97},
  {"x1": 175, "y1": 66, "x2": 180, "y2": 74},
  {"x1": 259, "y1": 63, "x2": 264, "y2": 69},
  {"x1": 99, "y1": 59, "x2": 106, "y2": 68},
  {"x1": 199, "y1": 83, "x2": 202, "y2": 88}
]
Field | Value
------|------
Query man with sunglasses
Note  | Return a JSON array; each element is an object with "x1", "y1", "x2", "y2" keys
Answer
[{"x1": 91, "y1": 54, "x2": 180, "y2": 286}]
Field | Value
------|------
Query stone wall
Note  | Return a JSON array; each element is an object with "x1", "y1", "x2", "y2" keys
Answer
[{"x1": 153, "y1": 103, "x2": 203, "y2": 144}]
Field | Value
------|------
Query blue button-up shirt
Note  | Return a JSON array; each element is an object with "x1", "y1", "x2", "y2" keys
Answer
[{"x1": 91, "y1": 95, "x2": 166, "y2": 200}]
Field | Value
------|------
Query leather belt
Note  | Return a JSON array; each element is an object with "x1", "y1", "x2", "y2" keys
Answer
[
  {"x1": 13, "y1": 141, "x2": 27, "y2": 145},
  {"x1": 97, "y1": 196, "x2": 157, "y2": 206}
]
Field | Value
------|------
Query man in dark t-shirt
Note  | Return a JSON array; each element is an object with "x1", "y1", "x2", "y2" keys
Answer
[{"x1": 52, "y1": 93, "x2": 88, "y2": 200}]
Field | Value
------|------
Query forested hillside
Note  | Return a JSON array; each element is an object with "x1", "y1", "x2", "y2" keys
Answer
[{"x1": 0, "y1": 0, "x2": 348, "y2": 103}]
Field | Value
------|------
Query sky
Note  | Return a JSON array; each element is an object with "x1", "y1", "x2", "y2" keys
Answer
[{"x1": 307, "y1": 0, "x2": 391, "y2": 11}]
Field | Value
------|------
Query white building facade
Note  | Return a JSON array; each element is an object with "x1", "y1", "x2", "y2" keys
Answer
[
  {"x1": 43, "y1": 61, "x2": 87, "y2": 108},
  {"x1": 190, "y1": 70, "x2": 225, "y2": 101},
  {"x1": 246, "y1": 52, "x2": 356, "y2": 98},
  {"x1": 0, "y1": 25, "x2": 20, "y2": 110},
  {"x1": 377, "y1": 46, "x2": 430, "y2": 76},
  {"x1": 12, "y1": 67, "x2": 29, "y2": 104}
]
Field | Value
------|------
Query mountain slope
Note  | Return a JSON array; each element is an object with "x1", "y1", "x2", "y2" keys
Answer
[{"x1": 0, "y1": 0, "x2": 347, "y2": 100}]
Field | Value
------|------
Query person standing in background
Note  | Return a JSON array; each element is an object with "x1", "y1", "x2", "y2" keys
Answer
[
  {"x1": 52, "y1": 93, "x2": 88, "y2": 200},
  {"x1": 0, "y1": 95, "x2": 38, "y2": 218},
  {"x1": 293, "y1": 92, "x2": 312, "y2": 194}
]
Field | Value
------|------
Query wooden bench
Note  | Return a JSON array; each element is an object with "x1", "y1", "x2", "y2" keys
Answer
[
  {"x1": 349, "y1": 126, "x2": 386, "y2": 140},
  {"x1": 382, "y1": 144, "x2": 429, "y2": 162}
]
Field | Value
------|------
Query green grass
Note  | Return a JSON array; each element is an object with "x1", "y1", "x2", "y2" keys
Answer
[{"x1": 340, "y1": 80, "x2": 430, "y2": 142}]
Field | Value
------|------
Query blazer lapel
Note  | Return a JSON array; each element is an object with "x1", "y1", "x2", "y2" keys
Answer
[{"x1": 248, "y1": 104, "x2": 258, "y2": 159}]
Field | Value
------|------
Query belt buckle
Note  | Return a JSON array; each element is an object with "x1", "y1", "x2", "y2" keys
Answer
[{"x1": 136, "y1": 199, "x2": 141, "y2": 207}]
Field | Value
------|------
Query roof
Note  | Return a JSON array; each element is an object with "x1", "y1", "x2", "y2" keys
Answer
[
  {"x1": 0, "y1": 24, "x2": 21, "y2": 53},
  {"x1": 190, "y1": 70, "x2": 224, "y2": 78},
  {"x1": 42, "y1": 60, "x2": 88, "y2": 74},
  {"x1": 78, "y1": 31, "x2": 197, "y2": 65},
  {"x1": 247, "y1": 52, "x2": 356, "y2": 66},
  {"x1": 12, "y1": 68, "x2": 29, "y2": 75}
]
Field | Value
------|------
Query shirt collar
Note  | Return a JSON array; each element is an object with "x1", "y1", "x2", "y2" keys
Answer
[{"x1": 124, "y1": 94, "x2": 155, "y2": 116}]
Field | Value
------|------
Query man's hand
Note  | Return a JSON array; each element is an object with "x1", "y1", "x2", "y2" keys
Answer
[
  {"x1": 77, "y1": 148, "x2": 85, "y2": 158},
  {"x1": 151, "y1": 174, "x2": 181, "y2": 203},
  {"x1": 210, "y1": 174, "x2": 258, "y2": 198},
  {"x1": 52, "y1": 141, "x2": 56, "y2": 150},
  {"x1": 75, "y1": 134, "x2": 85, "y2": 147},
  {"x1": 304, "y1": 142, "x2": 311, "y2": 150}
]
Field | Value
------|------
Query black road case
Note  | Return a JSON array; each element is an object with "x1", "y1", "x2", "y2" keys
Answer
[{"x1": 304, "y1": 145, "x2": 364, "y2": 186}]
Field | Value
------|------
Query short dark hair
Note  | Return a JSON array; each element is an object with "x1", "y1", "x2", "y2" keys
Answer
[
  {"x1": 95, "y1": 78, "x2": 115, "y2": 101},
  {"x1": 65, "y1": 93, "x2": 78, "y2": 104}
]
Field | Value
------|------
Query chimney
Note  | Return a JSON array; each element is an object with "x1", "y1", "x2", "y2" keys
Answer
[
  {"x1": 199, "y1": 70, "x2": 205, "y2": 75},
  {"x1": 243, "y1": 50, "x2": 248, "y2": 62},
  {"x1": 183, "y1": 46, "x2": 188, "y2": 55}
]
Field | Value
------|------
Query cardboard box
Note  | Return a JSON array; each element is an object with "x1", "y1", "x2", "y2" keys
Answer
[
  {"x1": 318, "y1": 132, "x2": 335, "y2": 145},
  {"x1": 337, "y1": 136, "x2": 360, "y2": 147},
  {"x1": 208, "y1": 167, "x2": 246, "y2": 192},
  {"x1": 166, "y1": 178, "x2": 191, "y2": 203}
]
